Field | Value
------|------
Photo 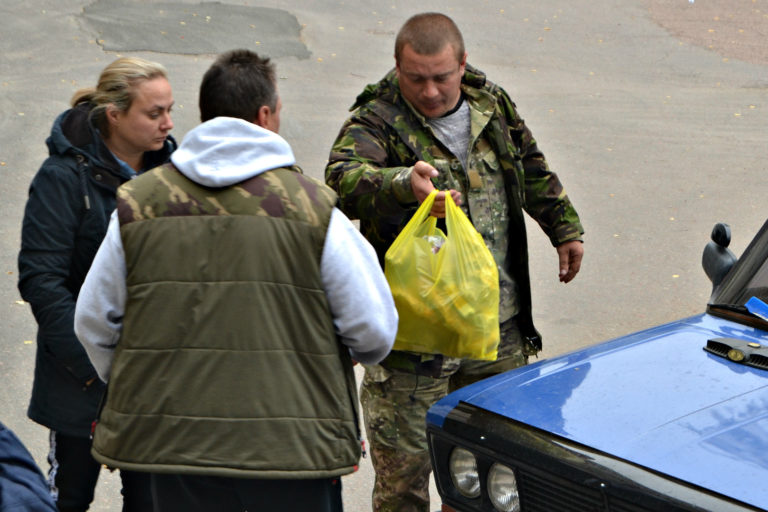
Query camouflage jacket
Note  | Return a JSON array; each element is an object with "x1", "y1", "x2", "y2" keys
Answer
[{"x1": 326, "y1": 64, "x2": 584, "y2": 349}]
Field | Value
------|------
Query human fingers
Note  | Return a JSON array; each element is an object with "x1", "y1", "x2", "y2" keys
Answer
[
  {"x1": 411, "y1": 161, "x2": 438, "y2": 203},
  {"x1": 558, "y1": 241, "x2": 584, "y2": 283},
  {"x1": 429, "y1": 191, "x2": 447, "y2": 218}
]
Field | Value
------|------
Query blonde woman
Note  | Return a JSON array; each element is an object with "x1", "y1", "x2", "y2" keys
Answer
[{"x1": 18, "y1": 57, "x2": 175, "y2": 512}]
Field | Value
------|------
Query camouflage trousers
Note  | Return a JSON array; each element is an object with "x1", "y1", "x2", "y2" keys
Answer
[{"x1": 360, "y1": 317, "x2": 529, "y2": 512}]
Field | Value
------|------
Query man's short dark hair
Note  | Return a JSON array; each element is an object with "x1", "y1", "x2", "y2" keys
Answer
[
  {"x1": 395, "y1": 13, "x2": 465, "y2": 63},
  {"x1": 199, "y1": 49, "x2": 277, "y2": 123}
]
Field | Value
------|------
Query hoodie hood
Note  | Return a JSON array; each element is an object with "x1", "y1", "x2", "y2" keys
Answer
[
  {"x1": 47, "y1": 103, "x2": 112, "y2": 165},
  {"x1": 171, "y1": 117, "x2": 296, "y2": 188}
]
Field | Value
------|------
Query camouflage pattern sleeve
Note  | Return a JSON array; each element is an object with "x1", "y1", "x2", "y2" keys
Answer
[
  {"x1": 498, "y1": 89, "x2": 584, "y2": 246},
  {"x1": 325, "y1": 111, "x2": 416, "y2": 221}
]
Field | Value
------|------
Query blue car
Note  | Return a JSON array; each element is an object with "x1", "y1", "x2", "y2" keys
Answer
[{"x1": 427, "y1": 220, "x2": 768, "y2": 512}]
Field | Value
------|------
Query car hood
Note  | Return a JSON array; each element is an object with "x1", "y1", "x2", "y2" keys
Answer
[{"x1": 428, "y1": 313, "x2": 768, "y2": 508}]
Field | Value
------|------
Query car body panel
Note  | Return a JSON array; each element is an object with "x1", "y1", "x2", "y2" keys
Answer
[{"x1": 427, "y1": 313, "x2": 768, "y2": 508}]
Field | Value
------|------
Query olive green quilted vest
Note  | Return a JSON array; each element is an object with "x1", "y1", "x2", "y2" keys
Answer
[{"x1": 91, "y1": 164, "x2": 361, "y2": 479}]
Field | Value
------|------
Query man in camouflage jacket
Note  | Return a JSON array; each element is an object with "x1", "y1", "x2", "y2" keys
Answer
[{"x1": 325, "y1": 12, "x2": 584, "y2": 512}]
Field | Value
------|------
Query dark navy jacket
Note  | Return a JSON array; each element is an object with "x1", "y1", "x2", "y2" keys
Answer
[
  {"x1": 17, "y1": 103, "x2": 176, "y2": 437},
  {"x1": 0, "y1": 421, "x2": 56, "y2": 512}
]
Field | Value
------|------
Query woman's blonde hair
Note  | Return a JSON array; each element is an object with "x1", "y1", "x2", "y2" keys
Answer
[{"x1": 70, "y1": 57, "x2": 168, "y2": 135}]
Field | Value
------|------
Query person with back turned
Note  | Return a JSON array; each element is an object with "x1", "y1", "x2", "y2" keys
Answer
[{"x1": 75, "y1": 49, "x2": 397, "y2": 512}]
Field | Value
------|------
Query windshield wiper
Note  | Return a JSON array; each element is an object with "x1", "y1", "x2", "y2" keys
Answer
[
  {"x1": 708, "y1": 301, "x2": 768, "y2": 329},
  {"x1": 708, "y1": 303, "x2": 749, "y2": 314}
]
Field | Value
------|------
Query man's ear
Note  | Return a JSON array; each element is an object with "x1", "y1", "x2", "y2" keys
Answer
[{"x1": 254, "y1": 105, "x2": 271, "y2": 129}]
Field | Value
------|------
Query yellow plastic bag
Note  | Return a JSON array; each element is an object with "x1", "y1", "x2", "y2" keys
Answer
[{"x1": 385, "y1": 190, "x2": 500, "y2": 360}]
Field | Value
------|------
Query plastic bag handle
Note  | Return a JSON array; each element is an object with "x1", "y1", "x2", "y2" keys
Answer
[{"x1": 444, "y1": 192, "x2": 466, "y2": 235}]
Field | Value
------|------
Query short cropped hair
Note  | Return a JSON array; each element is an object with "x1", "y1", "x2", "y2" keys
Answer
[
  {"x1": 71, "y1": 57, "x2": 168, "y2": 136},
  {"x1": 395, "y1": 13, "x2": 465, "y2": 63},
  {"x1": 198, "y1": 49, "x2": 277, "y2": 123}
]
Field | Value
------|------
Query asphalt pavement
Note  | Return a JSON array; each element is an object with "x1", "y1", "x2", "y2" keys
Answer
[{"x1": 2, "y1": 0, "x2": 767, "y2": 510}]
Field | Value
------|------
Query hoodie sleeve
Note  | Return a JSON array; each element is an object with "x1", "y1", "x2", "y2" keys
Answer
[
  {"x1": 74, "y1": 211, "x2": 127, "y2": 382},
  {"x1": 321, "y1": 208, "x2": 397, "y2": 364}
]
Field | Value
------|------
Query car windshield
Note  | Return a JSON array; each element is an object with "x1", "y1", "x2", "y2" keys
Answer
[{"x1": 708, "y1": 218, "x2": 768, "y2": 329}]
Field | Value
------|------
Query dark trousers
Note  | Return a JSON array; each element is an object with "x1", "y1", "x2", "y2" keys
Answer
[
  {"x1": 48, "y1": 431, "x2": 153, "y2": 511},
  {"x1": 150, "y1": 473, "x2": 343, "y2": 512}
]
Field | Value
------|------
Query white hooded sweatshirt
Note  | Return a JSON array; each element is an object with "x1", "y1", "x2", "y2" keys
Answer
[{"x1": 75, "y1": 117, "x2": 397, "y2": 381}]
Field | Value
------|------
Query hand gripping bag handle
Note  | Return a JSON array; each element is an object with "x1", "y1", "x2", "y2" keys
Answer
[{"x1": 385, "y1": 190, "x2": 438, "y2": 258}]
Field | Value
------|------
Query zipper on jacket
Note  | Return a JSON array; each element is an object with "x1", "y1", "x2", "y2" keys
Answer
[{"x1": 76, "y1": 154, "x2": 92, "y2": 210}]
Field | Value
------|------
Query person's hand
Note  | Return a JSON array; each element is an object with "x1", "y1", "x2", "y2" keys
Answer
[
  {"x1": 410, "y1": 161, "x2": 461, "y2": 217},
  {"x1": 556, "y1": 240, "x2": 584, "y2": 283}
]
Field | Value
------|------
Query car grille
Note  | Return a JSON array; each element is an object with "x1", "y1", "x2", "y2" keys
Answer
[{"x1": 517, "y1": 470, "x2": 652, "y2": 512}]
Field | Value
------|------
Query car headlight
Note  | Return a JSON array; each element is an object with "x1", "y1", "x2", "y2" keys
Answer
[
  {"x1": 488, "y1": 463, "x2": 520, "y2": 512},
  {"x1": 448, "y1": 447, "x2": 481, "y2": 498}
]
